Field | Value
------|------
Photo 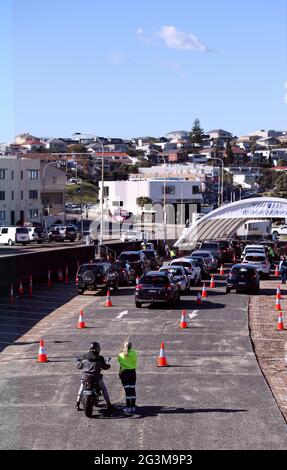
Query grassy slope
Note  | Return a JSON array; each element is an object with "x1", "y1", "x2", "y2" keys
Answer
[{"x1": 65, "y1": 182, "x2": 98, "y2": 204}]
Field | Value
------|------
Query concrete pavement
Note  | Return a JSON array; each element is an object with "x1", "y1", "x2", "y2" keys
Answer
[{"x1": 0, "y1": 279, "x2": 286, "y2": 450}]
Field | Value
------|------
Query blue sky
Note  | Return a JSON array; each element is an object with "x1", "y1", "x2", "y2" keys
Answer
[{"x1": 1, "y1": 0, "x2": 287, "y2": 142}]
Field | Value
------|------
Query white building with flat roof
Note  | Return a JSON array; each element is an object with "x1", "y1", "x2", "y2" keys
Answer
[
  {"x1": 0, "y1": 156, "x2": 66, "y2": 226},
  {"x1": 0, "y1": 157, "x2": 42, "y2": 226},
  {"x1": 100, "y1": 178, "x2": 203, "y2": 224}
]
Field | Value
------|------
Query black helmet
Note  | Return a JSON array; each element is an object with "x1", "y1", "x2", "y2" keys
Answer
[{"x1": 89, "y1": 341, "x2": 101, "y2": 353}]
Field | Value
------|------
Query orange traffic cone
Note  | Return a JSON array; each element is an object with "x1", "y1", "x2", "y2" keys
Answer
[
  {"x1": 233, "y1": 254, "x2": 237, "y2": 264},
  {"x1": 77, "y1": 309, "x2": 86, "y2": 329},
  {"x1": 37, "y1": 339, "x2": 48, "y2": 363},
  {"x1": 105, "y1": 290, "x2": 113, "y2": 307},
  {"x1": 202, "y1": 283, "x2": 207, "y2": 298},
  {"x1": 18, "y1": 281, "x2": 24, "y2": 297},
  {"x1": 275, "y1": 296, "x2": 282, "y2": 311},
  {"x1": 277, "y1": 312, "x2": 284, "y2": 331},
  {"x1": 276, "y1": 286, "x2": 282, "y2": 300},
  {"x1": 157, "y1": 342, "x2": 168, "y2": 367},
  {"x1": 275, "y1": 265, "x2": 279, "y2": 277},
  {"x1": 210, "y1": 275, "x2": 215, "y2": 288},
  {"x1": 57, "y1": 269, "x2": 63, "y2": 282},
  {"x1": 180, "y1": 310, "x2": 188, "y2": 329},
  {"x1": 219, "y1": 264, "x2": 224, "y2": 275},
  {"x1": 196, "y1": 292, "x2": 202, "y2": 305}
]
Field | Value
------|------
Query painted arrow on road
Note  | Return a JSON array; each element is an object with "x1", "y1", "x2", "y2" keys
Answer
[
  {"x1": 116, "y1": 310, "x2": 129, "y2": 319},
  {"x1": 189, "y1": 310, "x2": 199, "y2": 320}
]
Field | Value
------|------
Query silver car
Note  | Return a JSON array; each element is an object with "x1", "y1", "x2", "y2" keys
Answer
[{"x1": 159, "y1": 265, "x2": 190, "y2": 293}]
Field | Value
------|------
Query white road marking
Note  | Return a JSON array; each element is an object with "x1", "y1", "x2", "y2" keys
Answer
[
  {"x1": 189, "y1": 310, "x2": 199, "y2": 320},
  {"x1": 116, "y1": 310, "x2": 128, "y2": 319}
]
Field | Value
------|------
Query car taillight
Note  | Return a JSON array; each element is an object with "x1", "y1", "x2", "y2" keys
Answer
[
  {"x1": 165, "y1": 284, "x2": 172, "y2": 290},
  {"x1": 76, "y1": 276, "x2": 79, "y2": 284},
  {"x1": 120, "y1": 269, "x2": 126, "y2": 273},
  {"x1": 136, "y1": 284, "x2": 143, "y2": 290}
]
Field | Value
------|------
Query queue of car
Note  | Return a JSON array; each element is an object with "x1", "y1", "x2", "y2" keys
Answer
[{"x1": 74, "y1": 238, "x2": 284, "y2": 305}]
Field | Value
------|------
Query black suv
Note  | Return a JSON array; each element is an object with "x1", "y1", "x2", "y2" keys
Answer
[
  {"x1": 48, "y1": 225, "x2": 78, "y2": 242},
  {"x1": 226, "y1": 264, "x2": 260, "y2": 294},
  {"x1": 76, "y1": 262, "x2": 119, "y2": 295},
  {"x1": 135, "y1": 271, "x2": 180, "y2": 308},
  {"x1": 112, "y1": 261, "x2": 136, "y2": 286},
  {"x1": 117, "y1": 251, "x2": 151, "y2": 276}
]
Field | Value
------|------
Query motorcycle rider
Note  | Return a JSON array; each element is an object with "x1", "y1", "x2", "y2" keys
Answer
[{"x1": 76, "y1": 341, "x2": 116, "y2": 411}]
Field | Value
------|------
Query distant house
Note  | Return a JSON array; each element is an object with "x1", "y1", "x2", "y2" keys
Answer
[
  {"x1": 208, "y1": 129, "x2": 233, "y2": 141},
  {"x1": 256, "y1": 137, "x2": 281, "y2": 148},
  {"x1": 45, "y1": 138, "x2": 67, "y2": 152},
  {"x1": 162, "y1": 148, "x2": 187, "y2": 163},
  {"x1": 165, "y1": 130, "x2": 190, "y2": 142}
]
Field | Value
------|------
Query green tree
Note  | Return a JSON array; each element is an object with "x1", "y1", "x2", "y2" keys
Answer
[
  {"x1": 225, "y1": 141, "x2": 234, "y2": 166},
  {"x1": 190, "y1": 119, "x2": 204, "y2": 145},
  {"x1": 67, "y1": 144, "x2": 88, "y2": 153},
  {"x1": 136, "y1": 196, "x2": 153, "y2": 208}
]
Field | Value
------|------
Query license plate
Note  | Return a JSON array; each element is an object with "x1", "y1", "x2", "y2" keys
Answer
[
  {"x1": 239, "y1": 282, "x2": 246, "y2": 285},
  {"x1": 84, "y1": 390, "x2": 92, "y2": 395},
  {"x1": 149, "y1": 290, "x2": 157, "y2": 293}
]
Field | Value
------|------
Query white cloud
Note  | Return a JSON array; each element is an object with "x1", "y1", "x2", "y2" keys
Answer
[
  {"x1": 136, "y1": 27, "x2": 144, "y2": 36},
  {"x1": 157, "y1": 26, "x2": 209, "y2": 52},
  {"x1": 108, "y1": 52, "x2": 127, "y2": 65}
]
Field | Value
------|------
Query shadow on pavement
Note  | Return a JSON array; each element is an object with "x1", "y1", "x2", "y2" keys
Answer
[
  {"x1": 0, "y1": 285, "x2": 78, "y2": 353},
  {"x1": 95, "y1": 405, "x2": 248, "y2": 420}
]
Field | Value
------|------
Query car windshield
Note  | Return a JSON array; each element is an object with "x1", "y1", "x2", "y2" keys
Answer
[
  {"x1": 193, "y1": 252, "x2": 211, "y2": 258},
  {"x1": 79, "y1": 265, "x2": 103, "y2": 274},
  {"x1": 201, "y1": 244, "x2": 219, "y2": 250},
  {"x1": 119, "y1": 253, "x2": 140, "y2": 261},
  {"x1": 245, "y1": 255, "x2": 266, "y2": 262},
  {"x1": 143, "y1": 251, "x2": 155, "y2": 259},
  {"x1": 173, "y1": 261, "x2": 191, "y2": 268},
  {"x1": 141, "y1": 275, "x2": 168, "y2": 285},
  {"x1": 16, "y1": 228, "x2": 28, "y2": 234},
  {"x1": 232, "y1": 267, "x2": 256, "y2": 276}
]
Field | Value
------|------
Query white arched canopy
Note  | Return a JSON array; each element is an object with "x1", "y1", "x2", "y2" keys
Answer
[{"x1": 174, "y1": 197, "x2": 287, "y2": 249}]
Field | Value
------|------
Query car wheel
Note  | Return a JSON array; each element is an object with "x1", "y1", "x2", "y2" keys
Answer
[
  {"x1": 77, "y1": 290, "x2": 84, "y2": 295},
  {"x1": 135, "y1": 301, "x2": 142, "y2": 308},
  {"x1": 8, "y1": 239, "x2": 13, "y2": 246},
  {"x1": 113, "y1": 283, "x2": 119, "y2": 293},
  {"x1": 226, "y1": 287, "x2": 231, "y2": 294}
]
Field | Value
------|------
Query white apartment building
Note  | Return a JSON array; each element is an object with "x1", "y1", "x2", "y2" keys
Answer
[
  {"x1": 0, "y1": 157, "x2": 42, "y2": 226},
  {"x1": 0, "y1": 157, "x2": 66, "y2": 226},
  {"x1": 165, "y1": 130, "x2": 190, "y2": 142},
  {"x1": 99, "y1": 178, "x2": 203, "y2": 224}
]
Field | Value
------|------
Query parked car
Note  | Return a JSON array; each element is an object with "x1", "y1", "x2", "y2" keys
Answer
[
  {"x1": 0, "y1": 226, "x2": 30, "y2": 246},
  {"x1": 135, "y1": 271, "x2": 180, "y2": 308},
  {"x1": 272, "y1": 225, "x2": 287, "y2": 239},
  {"x1": 48, "y1": 225, "x2": 78, "y2": 242},
  {"x1": 190, "y1": 251, "x2": 218, "y2": 272},
  {"x1": 76, "y1": 262, "x2": 119, "y2": 295},
  {"x1": 241, "y1": 245, "x2": 268, "y2": 260},
  {"x1": 226, "y1": 264, "x2": 260, "y2": 294},
  {"x1": 216, "y1": 240, "x2": 235, "y2": 263},
  {"x1": 112, "y1": 261, "x2": 136, "y2": 286},
  {"x1": 27, "y1": 227, "x2": 46, "y2": 244},
  {"x1": 159, "y1": 265, "x2": 190, "y2": 293},
  {"x1": 120, "y1": 230, "x2": 143, "y2": 242},
  {"x1": 188, "y1": 256, "x2": 211, "y2": 279},
  {"x1": 142, "y1": 249, "x2": 162, "y2": 270},
  {"x1": 169, "y1": 258, "x2": 201, "y2": 286},
  {"x1": 242, "y1": 252, "x2": 271, "y2": 278},
  {"x1": 117, "y1": 251, "x2": 151, "y2": 276},
  {"x1": 198, "y1": 241, "x2": 223, "y2": 265}
]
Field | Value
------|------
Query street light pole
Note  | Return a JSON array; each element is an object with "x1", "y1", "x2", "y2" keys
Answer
[
  {"x1": 72, "y1": 133, "x2": 104, "y2": 253},
  {"x1": 149, "y1": 150, "x2": 167, "y2": 244},
  {"x1": 208, "y1": 157, "x2": 224, "y2": 206}
]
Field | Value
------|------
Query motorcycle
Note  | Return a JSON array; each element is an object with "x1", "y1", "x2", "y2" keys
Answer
[{"x1": 76, "y1": 357, "x2": 111, "y2": 418}]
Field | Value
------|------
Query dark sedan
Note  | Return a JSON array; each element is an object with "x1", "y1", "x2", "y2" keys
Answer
[
  {"x1": 135, "y1": 271, "x2": 180, "y2": 308},
  {"x1": 226, "y1": 264, "x2": 260, "y2": 294}
]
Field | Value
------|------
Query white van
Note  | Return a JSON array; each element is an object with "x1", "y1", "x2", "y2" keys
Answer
[
  {"x1": 237, "y1": 220, "x2": 272, "y2": 239},
  {"x1": 0, "y1": 227, "x2": 30, "y2": 245}
]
